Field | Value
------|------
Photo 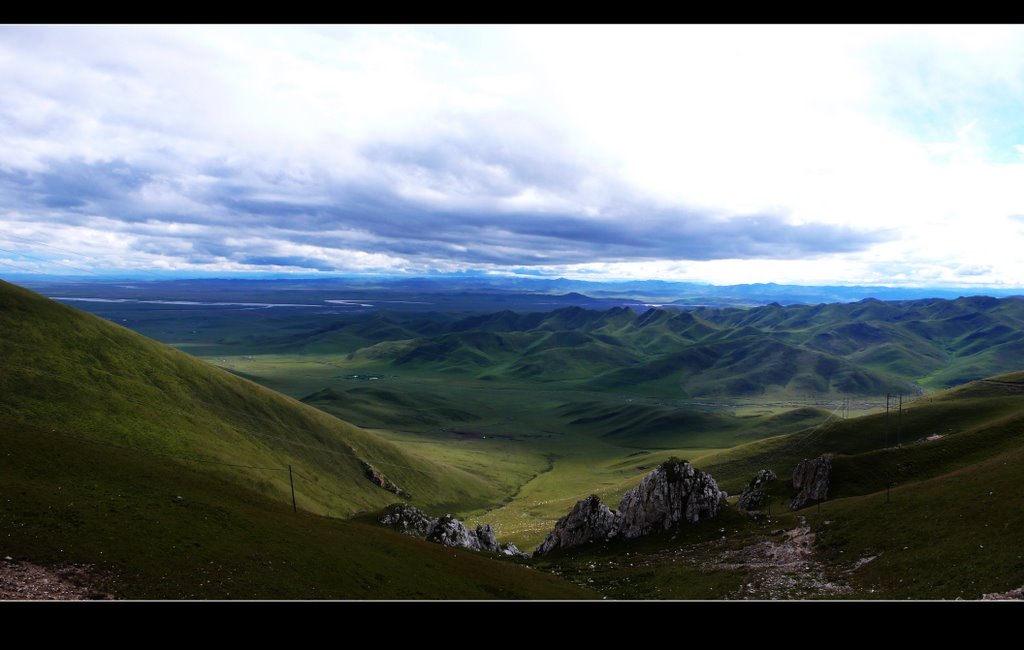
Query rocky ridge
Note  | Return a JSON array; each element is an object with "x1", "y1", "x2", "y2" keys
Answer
[
  {"x1": 379, "y1": 504, "x2": 526, "y2": 557},
  {"x1": 534, "y1": 458, "x2": 725, "y2": 556}
]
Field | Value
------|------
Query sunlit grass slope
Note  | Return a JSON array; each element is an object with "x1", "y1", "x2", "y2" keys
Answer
[{"x1": 0, "y1": 280, "x2": 504, "y2": 517}]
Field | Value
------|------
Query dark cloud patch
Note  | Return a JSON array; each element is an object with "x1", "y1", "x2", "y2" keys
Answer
[
  {"x1": 235, "y1": 255, "x2": 339, "y2": 271},
  {"x1": 0, "y1": 137, "x2": 888, "y2": 271},
  {"x1": 0, "y1": 158, "x2": 153, "y2": 214},
  {"x1": 242, "y1": 193, "x2": 887, "y2": 266},
  {"x1": 219, "y1": 197, "x2": 320, "y2": 218}
]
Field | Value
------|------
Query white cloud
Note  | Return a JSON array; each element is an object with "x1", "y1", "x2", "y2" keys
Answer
[{"x1": 3, "y1": 25, "x2": 1024, "y2": 285}]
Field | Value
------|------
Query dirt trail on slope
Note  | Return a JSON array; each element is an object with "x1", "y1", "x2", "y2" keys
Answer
[{"x1": 700, "y1": 524, "x2": 853, "y2": 599}]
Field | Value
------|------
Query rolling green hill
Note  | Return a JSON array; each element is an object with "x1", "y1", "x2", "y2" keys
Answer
[
  {"x1": 557, "y1": 400, "x2": 831, "y2": 448},
  {"x1": 0, "y1": 280, "x2": 506, "y2": 517},
  {"x1": 310, "y1": 296, "x2": 1024, "y2": 399}
]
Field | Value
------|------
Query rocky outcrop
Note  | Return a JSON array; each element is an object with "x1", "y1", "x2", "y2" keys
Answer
[
  {"x1": 791, "y1": 454, "x2": 833, "y2": 510},
  {"x1": 534, "y1": 459, "x2": 725, "y2": 556},
  {"x1": 534, "y1": 495, "x2": 620, "y2": 556},
  {"x1": 360, "y1": 460, "x2": 407, "y2": 497},
  {"x1": 617, "y1": 459, "x2": 725, "y2": 539},
  {"x1": 737, "y1": 469, "x2": 778, "y2": 511},
  {"x1": 377, "y1": 504, "x2": 518, "y2": 556},
  {"x1": 379, "y1": 503, "x2": 434, "y2": 537},
  {"x1": 475, "y1": 523, "x2": 501, "y2": 553},
  {"x1": 426, "y1": 515, "x2": 481, "y2": 550}
]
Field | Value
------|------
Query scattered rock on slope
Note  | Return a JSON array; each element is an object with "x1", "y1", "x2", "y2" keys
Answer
[
  {"x1": 737, "y1": 469, "x2": 778, "y2": 512},
  {"x1": 982, "y1": 585, "x2": 1024, "y2": 600},
  {"x1": 360, "y1": 460, "x2": 408, "y2": 497},
  {"x1": 534, "y1": 458, "x2": 725, "y2": 555},
  {"x1": 791, "y1": 454, "x2": 833, "y2": 510}
]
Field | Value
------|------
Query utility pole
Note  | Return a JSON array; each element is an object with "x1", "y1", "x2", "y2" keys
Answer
[
  {"x1": 885, "y1": 393, "x2": 891, "y2": 447},
  {"x1": 289, "y1": 464, "x2": 297, "y2": 513},
  {"x1": 898, "y1": 393, "x2": 903, "y2": 447}
]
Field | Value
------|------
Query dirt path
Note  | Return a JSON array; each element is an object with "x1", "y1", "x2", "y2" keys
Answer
[{"x1": 0, "y1": 556, "x2": 112, "y2": 600}]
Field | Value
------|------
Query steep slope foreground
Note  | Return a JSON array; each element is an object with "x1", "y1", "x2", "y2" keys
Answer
[{"x1": 0, "y1": 280, "x2": 501, "y2": 519}]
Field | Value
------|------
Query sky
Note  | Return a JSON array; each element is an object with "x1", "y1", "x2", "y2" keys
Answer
[{"x1": 4, "y1": 24, "x2": 1024, "y2": 287}]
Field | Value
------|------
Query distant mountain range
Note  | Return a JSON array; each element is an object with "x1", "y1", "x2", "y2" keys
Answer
[
  {"x1": 11, "y1": 274, "x2": 1024, "y2": 308},
  {"x1": 296, "y1": 296, "x2": 1024, "y2": 398}
]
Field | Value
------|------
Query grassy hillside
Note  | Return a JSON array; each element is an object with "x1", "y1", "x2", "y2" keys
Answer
[
  {"x1": 698, "y1": 372, "x2": 1024, "y2": 496},
  {"x1": 534, "y1": 373, "x2": 1024, "y2": 599},
  {"x1": 0, "y1": 280, "x2": 506, "y2": 517},
  {"x1": 0, "y1": 415, "x2": 593, "y2": 599}
]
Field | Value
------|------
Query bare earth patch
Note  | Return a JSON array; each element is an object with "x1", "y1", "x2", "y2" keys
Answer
[
  {"x1": 982, "y1": 586, "x2": 1024, "y2": 600},
  {"x1": 693, "y1": 522, "x2": 853, "y2": 599},
  {"x1": 0, "y1": 556, "x2": 112, "y2": 600}
]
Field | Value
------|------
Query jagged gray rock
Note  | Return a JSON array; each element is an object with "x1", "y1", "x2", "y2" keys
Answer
[
  {"x1": 379, "y1": 503, "x2": 435, "y2": 537},
  {"x1": 380, "y1": 506, "x2": 518, "y2": 555},
  {"x1": 475, "y1": 523, "x2": 501, "y2": 553},
  {"x1": 616, "y1": 459, "x2": 725, "y2": 539},
  {"x1": 533, "y1": 495, "x2": 620, "y2": 556},
  {"x1": 425, "y1": 514, "x2": 481, "y2": 550},
  {"x1": 534, "y1": 459, "x2": 726, "y2": 556},
  {"x1": 791, "y1": 454, "x2": 833, "y2": 510},
  {"x1": 501, "y1": 543, "x2": 528, "y2": 558},
  {"x1": 737, "y1": 469, "x2": 778, "y2": 511}
]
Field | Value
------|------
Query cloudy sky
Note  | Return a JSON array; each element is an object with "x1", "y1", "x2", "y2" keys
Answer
[{"x1": 3, "y1": 25, "x2": 1024, "y2": 286}]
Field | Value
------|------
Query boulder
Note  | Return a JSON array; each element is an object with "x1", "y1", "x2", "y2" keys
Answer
[
  {"x1": 533, "y1": 495, "x2": 619, "y2": 556},
  {"x1": 501, "y1": 543, "x2": 529, "y2": 558},
  {"x1": 790, "y1": 454, "x2": 833, "y2": 510},
  {"x1": 736, "y1": 469, "x2": 778, "y2": 511}
]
